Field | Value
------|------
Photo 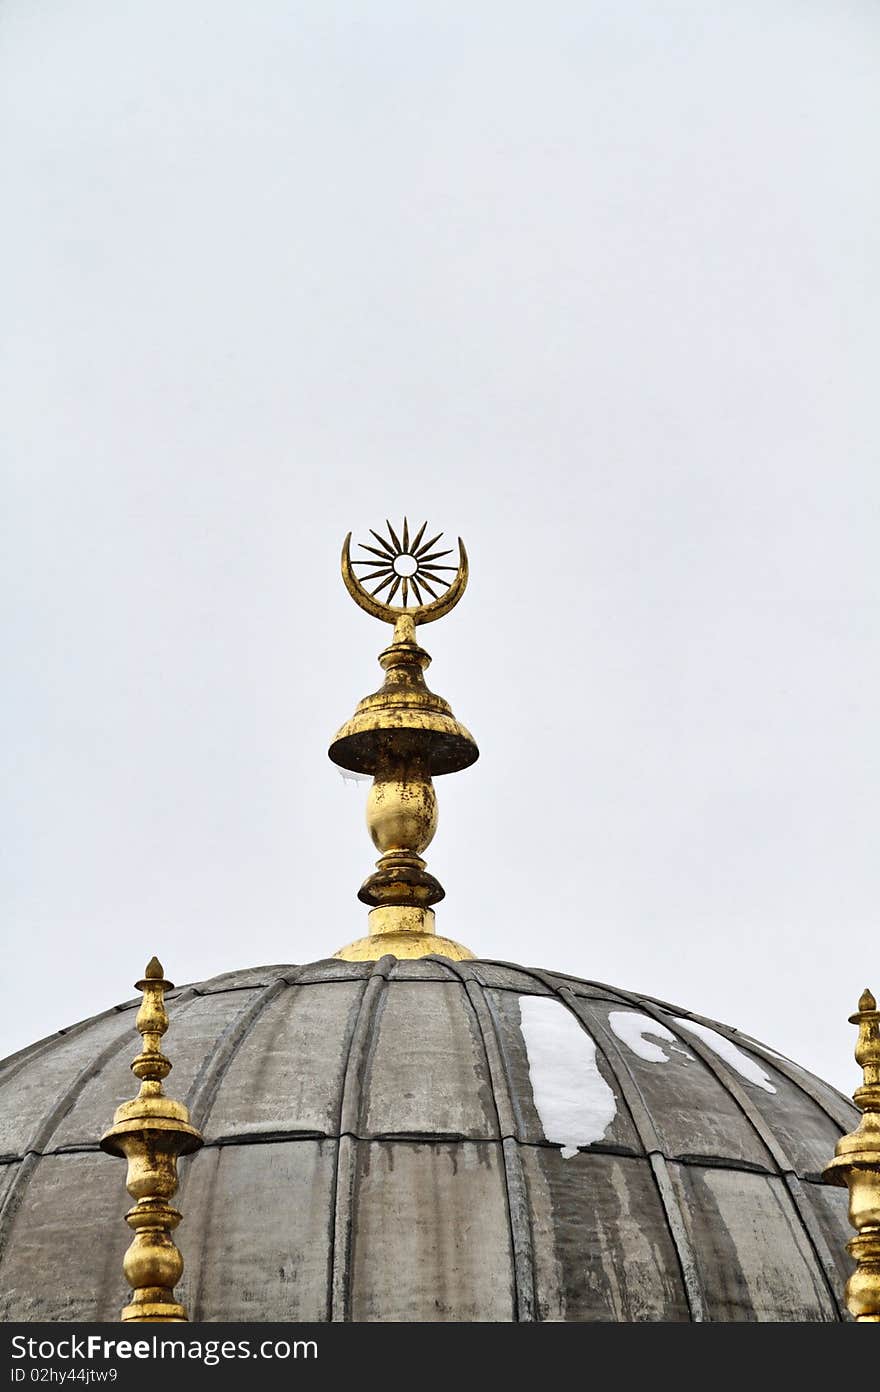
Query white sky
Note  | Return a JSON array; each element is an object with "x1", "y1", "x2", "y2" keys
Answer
[{"x1": 1, "y1": 2, "x2": 878, "y2": 1092}]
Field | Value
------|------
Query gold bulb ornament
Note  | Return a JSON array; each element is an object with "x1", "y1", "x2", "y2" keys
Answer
[
  {"x1": 823, "y1": 988, "x2": 880, "y2": 1321},
  {"x1": 100, "y1": 957, "x2": 203, "y2": 1322},
  {"x1": 331, "y1": 519, "x2": 478, "y2": 960}
]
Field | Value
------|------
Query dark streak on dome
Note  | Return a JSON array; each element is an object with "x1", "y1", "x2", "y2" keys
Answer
[{"x1": 0, "y1": 958, "x2": 859, "y2": 1322}]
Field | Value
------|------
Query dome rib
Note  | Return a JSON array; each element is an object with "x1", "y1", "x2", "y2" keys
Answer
[
  {"x1": 176, "y1": 975, "x2": 303, "y2": 1323},
  {"x1": 557, "y1": 987, "x2": 710, "y2": 1321},
  {"x1": 667, "y1": 1010, "x2": 855, "y2": 1135},
  {"x1": 431, "y1": 956, "x2": 536, "y2": 1322},
  {"x1": 505, "y1": 964, "x2": 852, "y2": 1134},
  {"x1": 330, "y1": 956, "x2": 391, "y2": 1322},
  {"x1": 476, "y1": 959, "x2": 708, "y2": 1321},
  {"x1": 0, "y1": 959, "x2": 858, "y2": 1323},
  {"x1": 184, "y1": 977, "x2": 294, "y2": 1135},
  {"x1": 0, "y1": 1003, "x2": 134, "y2": 1089},
  {"x1": 472, "y1": 960, "x2": 850, "y2": 1321}
]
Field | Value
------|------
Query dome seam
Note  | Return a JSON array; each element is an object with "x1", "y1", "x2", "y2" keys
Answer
[
  {"x1": 428, "y1": 956, "x2": 537, "y2": 1323},
  {"x1": 598, "y1": 986, "x2": 847, "y2": 1322},
  {"x1": 176, "y1": 968, "x2": 319, "y2": 1321},
  {"x1": 563, "y1": 991, "x2": 709, "y2": 1322},
  {"x1": 330, "y1": 956, "x2": 392, "y2": 1322},
  {"x1": 485, "y1": 959, "x2": 708, "y2": 1322}
]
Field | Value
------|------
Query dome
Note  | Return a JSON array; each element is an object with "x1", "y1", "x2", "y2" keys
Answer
[{"x1": 0, "y1": 955, "x2": 858, "y2": 1323}]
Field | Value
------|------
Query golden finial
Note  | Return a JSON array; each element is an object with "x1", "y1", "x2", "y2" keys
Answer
[
  {"x1": 823, "y1": 987, "x2": 880, "y2": 1321},
  {"x1": 100, "y1": 958, "x2": 203, "y2": 1322},
  {"x1": 331, "y1": 519, "x2": 477, "y2": 961}
]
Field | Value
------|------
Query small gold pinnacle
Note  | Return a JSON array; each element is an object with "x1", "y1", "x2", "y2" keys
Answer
[{"x1": 100, "y1": 956, "x2": 203, "y2": 1322}]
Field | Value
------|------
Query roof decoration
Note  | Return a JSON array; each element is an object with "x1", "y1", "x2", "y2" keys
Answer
[
  {"x1": 823, "y1": 987, "x2": 880, "y2": 1322},
  {"x1": 100, "y1": 957, "x2": 202, "y2": 1322},
  {"x1": 330, "y1": 519, "x2": 477, "y2": 960}
]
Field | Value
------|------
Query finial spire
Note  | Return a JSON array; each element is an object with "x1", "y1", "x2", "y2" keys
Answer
[
  {"x1": 330, "y1": 518, "x2": 478, "y2": 960},
  {"x1": 100, "y1": 958, "x2": 203, "y2": 1322},
  {"x1": 823, "y1": 987, "x2": 880, "y2": 1321}
]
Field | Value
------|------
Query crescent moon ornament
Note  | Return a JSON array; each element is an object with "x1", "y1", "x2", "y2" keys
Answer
[{"x1": 342, "y1": 519, "x2": 469, "y2": 627}]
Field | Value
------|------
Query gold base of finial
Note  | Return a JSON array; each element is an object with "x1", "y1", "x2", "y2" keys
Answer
[
  {"x1": 122, "y1": 1303, "x2": 188, "y2": 1322},
  {"x1": 823, "y1": 988, "x2": 880, "y2": 1322},
  {"x1": 333, "y1": 906, "x2": 475, "y2": 961}
]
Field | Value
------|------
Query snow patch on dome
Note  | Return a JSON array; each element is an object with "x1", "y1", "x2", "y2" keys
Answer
[
  {"x1": 519, "y1": 996, "x2": 617, "y2": 1157},
  {"x1": 608, "y1": 1010, "x2": 693, "y2": 1064},
  {"x1": 673, "y1": 1018, "x2": 777, "y2": 1093}
]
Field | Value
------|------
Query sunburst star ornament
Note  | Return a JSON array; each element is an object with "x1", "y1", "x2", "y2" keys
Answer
[
  {"x1": 351, "y1": 518, "x2": 456, "y2": 607},
  {"x1": 341, "y1": 518, "x2": 469, "y2": 628}
]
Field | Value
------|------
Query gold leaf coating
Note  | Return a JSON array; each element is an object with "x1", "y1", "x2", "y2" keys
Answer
[
  {"x1": 331, "y1": 521, "x2": 477, "y2": 960},
  {"x1": 823, "y1": 987, "x2": 880, "y2": 1321},
  {"x1": 100, "y1": 958, "x2": 203, "y2": 1322}
]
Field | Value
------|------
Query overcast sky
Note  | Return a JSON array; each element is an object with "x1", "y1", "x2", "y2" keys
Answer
[{"x1": 2, "y1": 2, "x2": 878, "y2": 1092}]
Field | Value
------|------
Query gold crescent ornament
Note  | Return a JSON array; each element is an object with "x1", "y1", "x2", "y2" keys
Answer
[{"x1": 341, "y1": 518, "x2": 468, "y2": 627}]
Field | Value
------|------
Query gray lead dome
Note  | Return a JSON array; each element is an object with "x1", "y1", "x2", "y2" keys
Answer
[{"x1": 0, "y1": 957, "x2": 858, "y2": 1322}]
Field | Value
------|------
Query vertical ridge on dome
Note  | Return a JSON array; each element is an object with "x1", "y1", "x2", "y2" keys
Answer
[
  {"x1": 478, "y1": 958, "x2": 701, "y2": 1319},
  {"x1": 557, "y1": 988, "x2": 709, "y2": 1321},
  {"x1": 595, "y1": 986, "x2": 845, "y2": 1319},
  {"x1": 0, "y1": 958, "x2": 864, "y2": 1322},
  {"x1": 177, "y1": 967, "x2": 321, "y2": 1321},
  {"x1": 330, "y1": 957, "x2": 391, "y2": 1322},
  {"x1": 657, "y1": 1005, "x2": 858, "y2": 1133},
  {"x1": 435, "y1": 956, "x2": 535, "y2": 1322},
  {"x1": 184, "y1": 978, "x2": 291, "y2": 1135}
]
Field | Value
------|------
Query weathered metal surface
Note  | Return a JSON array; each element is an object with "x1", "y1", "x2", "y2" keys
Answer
[
  {"x1": 0, "y1": 1160, "x2": 19, "y2": 1211},
  {"x1": 191, "y1": 965, "x2": 291, "y2": 994},
  {"x1": 294, "y1": 959, "x2": 373, "y2": 984},
  {"x1": 204, "y1": 981, "x2": 362, "y2": 1140},
  {"x1": 586, "y1": 1000, "x2": 777, "y2": 1169},
  {"x1": 802, "y1": 1181, "x2": 856, "y2": 1309},
  {"x1": 388, "y1": 958, "x2": 472, "y2": 981},
  {"x1": 467, "y1": 963, "x2": 554, "y2": 995},
  {"x1": 362, "y1": 983, "x2": 498, "y2": 1139},
  {"x1": 0, "y1": 958, "x2": 861, "y2": 1322},
  {"x1": 179, "y1": 1141, "x2": 337, "y2": 1322},
  {"x1": 524, "y1": 1149, "x2": 690, "y2": 1321},
  {"x1": 0, "y1": 1153, "x2": 130, "y2": 1322},
  {"x1": 666, "y1": 1163, "x2": 837, "y2": 1321},
  {"x1": 488, "y1": 990, "x2": 642, "y2": 1154},
  {"x1": 0, "y1": 1009, "x2": 136, "y2": 1159},
  {"x1": 731, "y1": 1064, "x2": 851, "y2": 1177},
  {"x1": 348, "y1": 1141, "x2": 515, "y2": 1321}
]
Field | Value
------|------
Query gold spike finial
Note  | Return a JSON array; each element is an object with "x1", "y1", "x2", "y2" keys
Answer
[
  {"x1": 100, "y1": 958, "x2": 203, "y2": 1322},
  {"x1": 330, "y1": 519, "x2": 478, "y2": 960},
  {"x1": 823, "y1": 987, "x2": 880, "y2": 1321}
]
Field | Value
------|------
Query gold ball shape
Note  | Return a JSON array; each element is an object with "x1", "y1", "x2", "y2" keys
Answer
[
  {"x1": 846, "y1": 1264, "x2": 880, "y2": 1321},
  {"x1": 367, "y1": 773, "x2": 437, "y2": 855},
  {"x1": 123, "y1": 1234, "x2": 183, "y2": 1292}
]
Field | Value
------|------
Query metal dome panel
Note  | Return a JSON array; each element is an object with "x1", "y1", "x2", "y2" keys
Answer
[{"x1": 0, "y1": 957, "x2": 858, "y2": 1322}]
